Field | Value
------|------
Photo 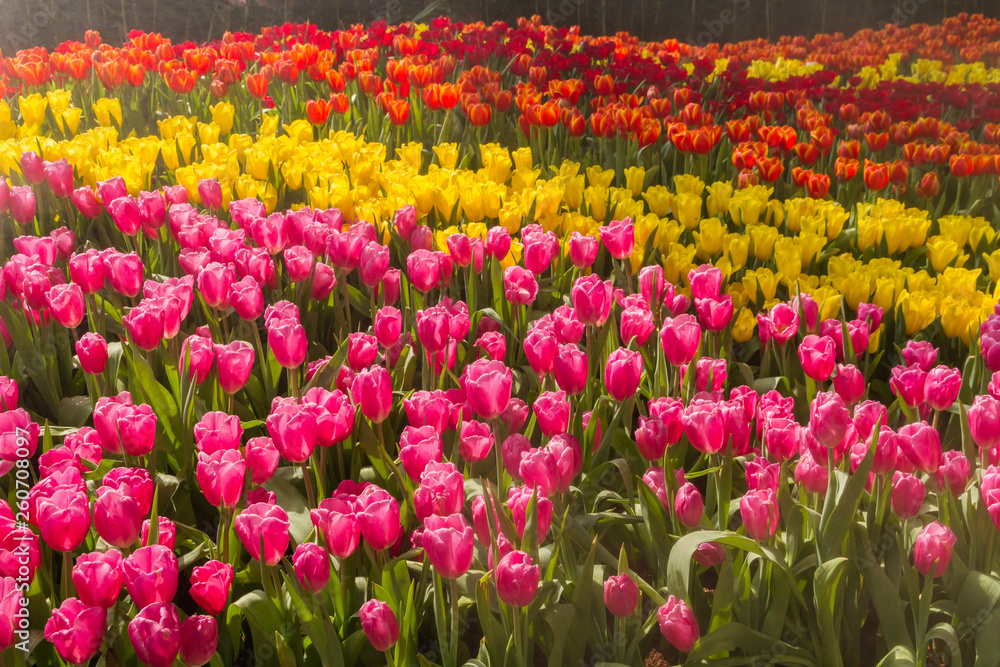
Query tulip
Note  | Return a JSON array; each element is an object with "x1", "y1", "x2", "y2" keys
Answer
[
  {"x1": 374, "y1": 307, "x2": 403, "y2": 347},
  {"x1": 660, "y1": 315, "x2": 701, "y2": 367},
  {"x1": 682, "y1": 402, "x2": 726, "y2": 454},
  {"x1": 198, "y1": 178, "x2": 223, "y2": 209},
  {"x1": 600, "y1": 217, "x2": 635, "y2": 259},
  {"x1": 196, "y1": 449, "x2": 245, "y2": 508},
  {"x1": 507, "y1": 484, "x2": 554, "y2": 544},
  {"x1": 924, "y1": 366, "x2": 961, "y2": 411},
  {"x1": 123, "y1": 304, "x2": 163, "y2": 351},
  {"x1": 809, "y1": 392, "x2": 853, "y2": 449},
  {"x1": 399, "y1": 426, "x2": 443, "y2": 480},
  {"x1": 604, "y1": 573, "x2": 639, "y2": 617},
  {"x1": 571, "y1": 274, "x2": 614, "y2": 326},
  {"x1": 123, "y1": 545, "x2": 178, "y2": 609},
  {"x1": 495, "y1": 550, "x2": 540, "y2": 607},
  {"x1": 189, "y1": 561, "x2": 233, "y2": 615},
  {"x1": 9, "y1": 186, "x2": 36, "y2": 225},
  {"x1": 522, "y1": 231, "x2": 558, "y2": 275},
  {"x1": 568, "y1": 232, "x2": 600, "y2": 268},
  {"x1": 657, "y1": 596, "x2": 699, "y2": 653},
  {"x1": 359, "y1": 599, "x2": 400, "y2": 652},
  {"x1": 107, "y1": 196, "x2": 142, "y2": 236},
  {"x1": 913, "y1": 521, "x2": 956, "y2": 577},
  {"x1": 689, "y1": 264, "x2": 723, "y2": 299},
  {"x1": 44, "y1": 598, "x2": 107, "y2": 665},
  {"x1": 740, "y1": 488, "x2": 779, "y2": 541},
  {"x1": 694, "y1": 295, "x2": 734, "y2": 332},
  {"x1": 0, "y1": 578, "x2": 21, "y2": 650},
  {"x1": 230, "y1": 276, "x2": 264, "y2": 320},
  {"x1": 180, "y1": 335, "x2": 214, "y2": 384},
  {"x1": 523, "y1": 327, "x2": 557, "y2": 376},
  {"x1": 890, "y1": 365, "x2": 927, "y2": 408},
  {"x1": 293, "y1": 542, "x2": 331, "y2": 593},
  {"x1": 116, "y1": 403, "x2": 157, "y2": 457},
  {"x1": 105, "y1": 252, "x2": 144, "y2": 297},
  {"x1": 635, "y1": 416, "x2": 670, "y2": 460},
  {"x1": 311, "y1": 497, "x2": 360, "y2": 558},
  {"x1": 762, "y1": 419, "x2": 801, "y2": 463},
  {"x1": 896, "y1": 421, "x2": 941, "y2": 474},
  {"x1": 69, "y1": 250, "x2": 106, "y2": 294},
  {"x1": 552, "y1": 344, "x2": 588, "y2": 395},
  {"x1": 94, "y1": 485, "x2": 143, "y2": 548},
  {"x1": 76, "y1": 333, "x2": 108, "y2": 375},
  {"x1": 422, "y1": 513, "x2": 474, "y2": 579},
  {"x1": 128, "y1": 602, "x2": 181, "y2": 667},
  {"x1": 798, "y1": 334, "x2": 836, "y2": 381},
  {"x1": 140, "y1": 517, "x2": 176, "y2": 550},
  {"x1": 693, "y1": 541, "x2": 726, "y2": 567},
  {"x1": 891, "y1": 472, "x2": 926, "y2": 520},
  {"x1": 414, "y1": 461, "x2": 464, "y2": 521},
  {"x1": 36, "y1": 489, "x2": 91, "y2": 552},
  {"x1": 347, "y1": 333, "x2": 379, "y2": 371},
  {"x1": 602, "y1": 347, "x2": 642, "y2": 400},
  {"x1": 459, "y1": 420, "x2": 494, "y2": 462},
  {"x1": 215, "y1": 341, "x2": 255, "y2": 393},
  {"x1": 901, "y1": 340, "x2": 938, "y2": 371},
  {"x1": 503, "y1": 265, "x2": 538, "y2": 305},
  {"x1": 179, "y1": 615, "x2": 218, "y2": 667},
  {"x1": 969, "y1": 395, "x2": 1000, "y2": 449},
  {"x1": 533, "y1": 391, "x2": 570, "y2": 436},
  {"x1": 937, "y1": 451, "x2": 970, "y2": 495},
  {"x1": 462, "y1": 359, "x2": 512, "y2": 420},
  {"x1": 674, "y1": 482, "x2": 704, "y2": 528},
  {"x1": 358, "y1": 487, "x2": 401, "y2": 551},
  {"x1": 692, "y1": 357, "x2": 727, "y2": 392},
  {"x1": 73, "y1": 549, "x2": 125, "y2": 609},
  {"x1": 235, "y1": 502, "x2": 290, "y2": 566},
  {"x1": 268, "y1": 319, "x2": 307, "y2": 368},
  {"x1": 833, "y1": 364, "x2": 865, "y2": 405},
  {"x1": 71, "y1": 187, "x2": 103, "y2": 218},
  {"x1": 416, "y1": 306, "x2": 450, "y2": 353},
  {"x1": 794, "y1": 452, "x2": 829, "y2": 493},
  {"x1": 47, "y1": 283, "x2": 86, "y2": 328},
  {"x1": 351, "y1": 366, "x2": 393, "y2": 423}
]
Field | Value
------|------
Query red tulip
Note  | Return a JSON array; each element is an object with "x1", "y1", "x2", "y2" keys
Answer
[
  {"x1": 179, "y1": 615, "x2": 218, "y2": 667},
  {"x1": 189, "y1": 561, "x2": 233, "y2": 615}
]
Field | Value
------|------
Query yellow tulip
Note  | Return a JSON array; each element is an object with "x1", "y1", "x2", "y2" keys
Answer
[
  {"x1": 693, "y1": 217, "x2": 725, "y2": 260},
  {"x1": 642, "y1": 185, "x2": 673, "y2": 218},
  {"x1": 19, "y1": 94, "x2": 48, "y2": 127},
  {"x1": 586, "y1": 165, "x2": 615, "y2": 189},
  {"x1": 673, "y1": 174, "x2": 705, "y2": 197},
  {"x1": 481, "y1": 144, "x2": 512, "y2": 183},
  {"x1": 512, "y1": 147, "x2": 533, "y2": 172},
  {"x1": 208, "y1": 101, "x2": 234, "y2": 135},
  {"x1": 396, "y1": 141, "x2": 423, "y2": 169},
  {"x1": 499, "y1": 203, "x2": 523, "y2": 234},
  {"x1": 664, "y1": 242, "x2": 697, "y2": 285},
  {"x1": 896, "y1": 290, "x2": 937, "y2": 335},
  {"x1": 732, "y1": 307, "x2": 756, "y2": 343},
  {"x1": 624, "y1": 166, "x2": 645, "y2": 197},
  {"x1": 259, "y1": 113, "x2": 279, "y2": 137},
  {"x1": 654, "y1": 219, "x2": 683, "y2": 255},
  {"x1": 969, "y1": 217, "x2": 996, "y2": 251},
  {"x1": 747, "y1": 224, "x2": 779, "y2": 261},
  {"x1": 434, "y1": 143, "x2": 459, "y2": 169},
  {"x1": 705, "y1": 181, "x2": 733, "y2": 218},
  {"x1": 940, "y1": 298, "x2": 975, "y2": 341},
  {"x1": 56, "y1": 109, "x2": 83, "y2": 136},
  {"x1": 724, "y1": 233, "x2": 749, "y2": 271},
  {"x1": 563, "y1": 174, "x2": 585, "y2": 210},
  {"x1": 585, "y1": 186, "x2": 608, "y2": 223},
  {"x1": 634, "y1": 213, "x2": 659, "y2": 249},
  {"x1": 45, "y1": 89, "x2": 72, "y2": 115},
  {"x1": 197, "y1": 122, "x2": 221, "y2": 147},
  {"x1": 674, "y1": 192, "x2": 702, "y2": 230}
]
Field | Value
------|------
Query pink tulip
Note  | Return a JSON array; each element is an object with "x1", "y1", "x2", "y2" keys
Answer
[
  {"x1": 896, "y1": 421, "x2": 941, "y2": 474},
  {"x1": 620, "y1": 306, "x2": 655, "y2": 346},
  {"x1": 969, "y1": 395, "x2": 1000, "y2": 449},
  {"x1": 43, "y1": 159, "x2": 74, "y2": 198},
  {"x1": 351, "y1": 366, "x2": 393, "y2": 423},
  {"x1": 603, "y1": 348, "x2": 642, "y2": 400},
  {"x1": 128, "y1": 602, "x2": 181, "y2": 667},
  {"x1": 189, "y1": 561, "x2": 233, "y2": 615},
  {"x1": 924, "y1": 365, "x2": 961, "y2": 411},
  {"x1": 311, "y1": 497, "x2": 360, "y2": 558},
  {"x1": 890, "y1": 364, "x2": 927, "y2": 408},
  {"x1": 358, "y1": 486, "x2": 401, "y2": 551},
  {"x1": 94, "y1": 484, "x2": 143, "y2": 548},
  {"x1": 198, "y1": 178, "x2": 223, "y2": 209},
  {"x1": 459, "y1": 420, "x2": 494, "y2": 462},
  {"x1": 215, "y1": 341, "x2": 254, "y2": 394},
  {"x1": 891, "y1": 472, "x2": 926, "y2": 519},
  {"x1": 414, "y1": 461, "x2": 464, "y2": 521},
  {"x1": 832, "y1": 363, "x2": 865, "y2": 405},
  {"x1": 568, "y1": 232, "x2": 600, "y2": 268},
  {"x1": 422, "y1": 513, "x2": 474, "y2": 578},
  {"x1": 73, "y1": 549, "x2": 125, "y2": 609},
  {"x1": 140, "y1": 517, "x2": 176, "y2": 550},
  {"x1": 660, "y1": 315, "x2": 701, "y2": 367},
  {"x1": 416, "y1": 306, "x2": 450, "y2": 353},
  {"x1": 179, "y1": 615, "x2": 218, "y2": 667},
  {"x1": 534, "y1": 391, "x2": 570, "y2": 436},
  {"x1": 503, "y1": 265, "x2": 538, "y2": 305},
  {"x1": 694, "y1": 294, "x2": 734, "y2": 332},
  {"x1": 495, "y1": 550, "x2": 540, "y2": 607},
  {"x1": 901, "y1": 340, "x2": 938, "y2": 371},
  {"x1": 682, "y1": 402, "x2": 727, "y2": 454},
  {"x1": 739, "y1": 488, "x2": 779, "y2": 541},
  {"x1": 600, "y1": 217, "x2": 635, "y2": 259},
  {"x1": 293, "y1": 543, "x2": 331, "y2": 593},
  {"x1": 69, "y1": 250, "x2": 105, "y2": 294},
  {"x1": 359, "y1": 599, "x2": 400, "y2": 652},
  {"x1": 657, "y1": 596, "x2": 699, "y2": 652},
  {"x1": 123, "y1": 303, "x2": 163, "y2": 351},
  {"x1": 123, "y1": 545, "x2": 178, "y2": 609},
  {"x1": 604, "y1": 573, "x2": 639, "y2": 617},
  {"x1": 571, "y1": 274, "x2": 614, "y2": 326},
  {"x1": 688, "y1": 264, "x2": 723, "y2": 299},
  {"x1": 522, "y1": 231, "x2": 558, "y2": 274},
  {"x1": 108, "y1": 196, "x2": 142, "y2": 236},
  {"x1": 937, "y1": 451, "x2": 970, "y2": 495},
  {"x1": 71, "y1": 187, "x2": 103, "y2": 218},
  {"x1": 798, "y1": 334, "x2": 836, "y2": 381},
  {"x1": 76, "y1": 333, "x2": 108, "y2": 375},
  {"x1": 104, "y1": 252, "x2": 144, "y2": 297},
  {"x1": 234, "y1": 503, "x2": 290, "y2": 566},
  {"x1": 762, "y1": 418, "x2": 801, "y2": 462},
  {"x1": 44, "y1": 598, "x2": 107, "y2": 665},
  {"x1": 674, "y1": 482, "x2": 704, "y2": 528},
  {"x1": 794, "y1": 451, "x2": 829, "y2": 493},
  {"x1": 808, "y1": 391, "x2": 852, "y2": 449},
  {"x1": 268, "y1": 319, "x2": 307, "y2": 368},
  {"x1": 374, "y1": 307, "x2": 403, "y2": 347},
  {"x1": 36, "y1": 488, "x2": 91, "y2": 552},
  {"x1": 196, "y1": 449, "x2": 245, "y2": 508},
  {"x1": 462, "y1": 359, "x2": 512, "y2": 420},
  {"x1": 913, "y1": 521, "x2": 956, "y2": 577},
  {"x1": 399, "y1": 425, "x2": 443, "y2": 480},
  {"x1": 9, "y1": 186, "x2": 36, "y2": 225},
  {"x1": 486, "y1": 225, "x2": 511, "y2": 260},
  {"x1": 692, "y1": 357, "x2": 727, "y2": 392}
]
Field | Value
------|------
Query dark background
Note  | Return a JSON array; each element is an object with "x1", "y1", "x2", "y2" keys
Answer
[{"x1": 1, "y1": 0, "x2": 998, "y2": 54}]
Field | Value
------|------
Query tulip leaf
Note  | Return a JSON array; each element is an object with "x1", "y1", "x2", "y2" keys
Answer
[
  {"x1": 0, "y1": 300, "x2": 60, "y2": 415},
  {"x1": 264, "y1": 472, "x2": 314, "y2": 544},
  {"x1": 686, "y1": 621, "x2": 820, "y2": 666},
  {"x1": 282, "y1": 569, "x2": 346, "y2": 667},
  {"x1": 233, "y1": 590, "x2": 281, "y2": 662},
  {"x1": 819, "y1": 415, "x2": 876, "y2": 562},
  {"x1": 851, "y1": 524, "x2": 912, "y2": 652},
  {"x1": 813, "y1": 557, "x2": 848, "y2": 667},
  {"x1": 874, "y1": 646, "x2": 916, "y2": 667},
  {"x1": 954, "y1": 569, "x2": 1000, "y2": 667},
  {"x1": 57, "y1": 395, "x2": 92, "y2": 427}
]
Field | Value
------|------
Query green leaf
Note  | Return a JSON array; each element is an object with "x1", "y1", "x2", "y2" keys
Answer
[
  {"x1": 954, "y1": 570, "x2": 1000, "y2": 667},
  {"x1": 852, "y1": 524, "x2": 912, "y2": 652},
  {"x1": 57, "y1": 396, "x2": 93, "y2": 427},
  {"x1": 819, "y1": 416, "x2": 877, "y2": 562},
  {"x1": 813, "y1": 557, "x2": 848, "y2": 667},
  {"x1": 687, "y1": 622, "x2": 819, "y2": 666},
  {"x1": 265, "y1": 470, "x2": 315, "y2": 544},
  {"x1": 282, "y1": 569, "x2": 345, "y2": 667}
]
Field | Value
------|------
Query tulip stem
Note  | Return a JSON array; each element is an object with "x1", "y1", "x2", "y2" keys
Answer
[
  {"x1": 448, "y1": 577, "x2": 460, "y2": 667},
  {"x1": 512, "y1": 605, "x2": 525, "y2": 667},
  {"x1": 301, "y1": 461, "x2": 316, "y2": 508},
  {"x1": 384, "y1": 650, "x2": 395, "y2": 667}
]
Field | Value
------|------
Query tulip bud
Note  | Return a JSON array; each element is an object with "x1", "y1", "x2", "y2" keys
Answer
[
  {"x1": 657, "y1": 596, "x2": 699, "y2": 652},
  {"x1": 359, "y1": 599, "x2": 400, "y2": 652},
  {"x1": 179, "y1": 615, "x2": 218, "y2": 667},
  {"x1": 913, "y1": 521, "x2": 956, "y2": 577},
  {"x1": 604, "y1": 573, "x2": 638, "y2": 617},
  {"x1": 495, "y1": 550, "x2": 540, "y2": 607},
  {"x1": 76, "y1": 332, "x2": 108, "y2": 375}
]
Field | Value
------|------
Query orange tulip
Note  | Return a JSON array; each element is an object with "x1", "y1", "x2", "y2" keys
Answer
[
  {"x1": 863, "y1": 160, "x2": 889, "y2": 191},
  {"x1": 306, "y1": 99, "x2": 331, "y2": 125},
  {"x1": 915, "y1": 172, "x2": 940, "y2": 198}
]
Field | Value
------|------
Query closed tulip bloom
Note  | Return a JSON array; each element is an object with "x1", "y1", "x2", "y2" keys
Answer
[
  {"x1": 293, "y1": 543, "x2": 331, "y2": 593},
  {"x1": 688, "y1": 264, "x2": 724, "y2": 299},
  {"x1": 69, "y1": 250, "x2": 105, "y2": 294},
  {"x1": 196, "y1": 449, "x2": 245, "y2": 508},
  {"x1": 37, "y1": 488, "x2": 91, "y2": 552},
  {"x1": 969, "y1": 395, "x2": 1000, "y2": 449},
  {"x1": 42, "y1": 159, "x2": 74, "y2": 198},
  {"x1": 105, "y1": 252, "x2": 144, "y2": 297},
  {"x1": 414, "y1": 461, "x2": 464, "y2": 521},
  {"x1": 123, "y1": 304, "x2": 163, "y2": 351},
  {"x1": 551, "y1": 344, "x2": 588, "y2": 395},
  {"x1": 621, "y1": 306, "x2": 655, "y2": 346},
  {"x1": 901, "y1": 340, "x2": 938, "y2": 371},
  {"x1": 374, "y1": 307, "x2": 403, "y2": 347},
  {"x1": 891, "y1": 472, "x2": 926, "y2": 519},
  {"x1": 230, "y1": 276, "x2": 264, "y2": 321},
  {"x1": 197, "y1": 179, "x2": 223, "y2": 209},
  {"x1": 495, "y1": 550, "x2": 540, "y2": 607},
  {"x1": 347, "y1": 333, "x2": 379, "y2": 371},
  {"x1": 93, "y1": 485, "x2": 142, "y2": 548},
  {"x1": 107, "y1": 196, "x2": 142, "y2": 236},
  {"x1": 694, "y1": 295, "x2": 734, "y2": 332},
  {"x1": 116, "y1": 403, "x2": 157, "y2": 456},
  {"x1": 503, "y1": 265, "x2": 538, "y2": 305},
  {"x1": 268, "y1": 319, "x2": 307, "y2": 368},
  {"x1": 215, "y1": 341, "x2": 255, "y2": 394},
  {"x1": 179, "y1": 615, "x2": 218, "y2": 667},
  {"x1": 123, "y1": 545, "x2": 178, "y2": 609},
  {"x1": 416, "y1": 306, "x2": 450, "y2": 353},
  {"x1": 422, "y1": 513, "x2": 474, "y2": 579},
  {"x1": 739, "y1": 488, "x2": 779, "y2": 541},
  {"x1": 73, "y1": 549, "x2": 125, "y2": 609},
  {"x1": 459, "y1": 420, "x2": 494, "y2": 462},
  {"x1": 519, "y1": 448, "x2": 560, "y2": 498},
  {"x1": 794, "y1": 451, "x2": 829, "y2": 494},
  {"x1": 571, "y1": 274, "x2": 614, "y2": 326},
  {"x1": 890, "y1": 365, "x2": 927, "y2": 408},
  {"x1": 189, "y1": 561, "x2": 233, "y2": 615},
  {"x1": 446, "y1": 234, "x2": 473, "y2": 267},
  {"x1": 193, "y1": 412, "x2": 242, "y2": 454},
  {"x1": 462, "y1": 359, "x2": 512, "y2": 420},
  {"x1": 485, "y1": 225, "x2": 511, "y2": 260},
  {"x1": 604, "y1": 348, "x2": 642, "y2": 400},
  {"x1": 604, "y1": 573, "x2": 639, "y2": 617},
  {"x1": 809, "y1": 392, "x2": 853, "y2": 449},
  {"x1": 568, "y1": 232, "x2": 600, "y2": 268},
  {"x1": 140, "y1": 517, "x2": 176, "y2": 550},
  {"x1": 128, "y1": 602, "x2": 181, "y2": 667},
  {"x1": 358, "y1": 487, "x2": 401, "y2": 551},
  {"x1": 47, "y1": 283, "x2": 85, "y2": 328},
  {"x1": 693, "y1": 541, "x2": 726, "y2": 567},
  {"x1": 832, "y1": 364, "x2": 865, "y2": 405},
  {"x1": 937, "y1": 451, "x2": 970, "y2": 495},
  {"x1": 657, "y1": 596, "x2": 699, "y2": 653},
  {"x1": 660, "y1": 315, "x2": 701, "y2": 367},
  {"x1": 359, "y1": 599, "x2": 400, "y2": 652},
  {"x1": 9, "y1": 186, "x2": 36, "y2": 225},
  {"x1": 682, "y1": 402, "x2": 727, "y2": 454},
  {"x1": 599, "y1": 217, "x2": 635, "y2": 259},
  {"x1": 351, "y1": 366, "x2": 393, "y2": 423},
  {"x1": 311, "y1": 497, "x2": 360, "y2": 558},
  {"x1": 762, "y1": 418, "x2": 801, "y2": 462},
  {"x1": 234, "y1": 503, "x2": 290, "y2": 566},
  {"x1": 924, "y1": 366, "x2": 961, "y2": 411},
  {"x1": 524, "y1": 327, "x2": 558, "y2": 376},
  {"x1": 76, "y1": 333, "x2": 108, "y2": 375},
  {"x1": 913, "y1": 521, "x2": 956, "y2": 577},
  {"x1": 399, "y1": 425, "x2": 443, "y2": 481},
  {"x1": 534, "y1": 391, "x2": 570, "y2": 436},
  {"x1": 44, "y1": 598, "x2": 107, "y2": 665},
  {"x1": 406, "y1": 249, "x2": 443, "y2": 293},
  {"x1": 798, "y1": 335, "x2": 836, "y2": 381},
  {"x1": 693, "y1": 357, "x2": 727, "y2": 392},
  {"x1": 897, "y1": 421, "x2": 941, "y2": 474},
  {"x1": 179, "y1": 335, "x2": 214, "y2": 385},
  {"x1": 71, "y1": 187, "x2": 103, "y2": 218},
  {"x1": 675, "y1": 482, "x2": 704, "y2": 528}
]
